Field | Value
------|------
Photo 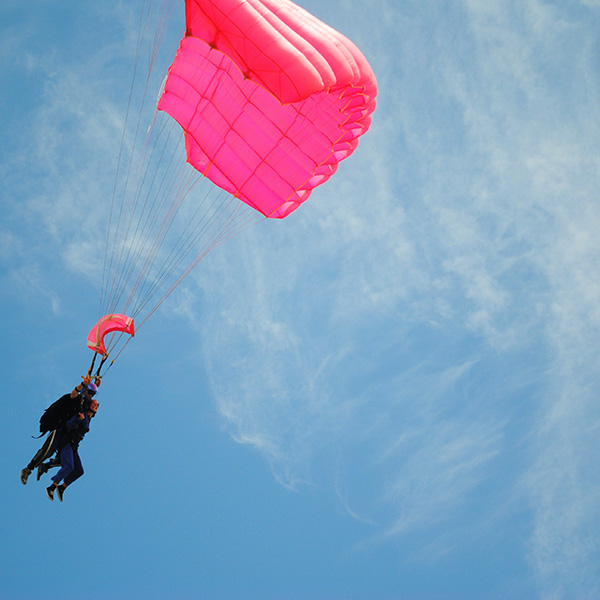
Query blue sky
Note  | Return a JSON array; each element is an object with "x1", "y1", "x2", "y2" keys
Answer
[{"x1": 2, "y1": 0, "x2": 600, "y2": 599}]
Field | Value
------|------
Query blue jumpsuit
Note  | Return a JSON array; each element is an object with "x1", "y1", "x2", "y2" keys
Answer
[{"x1": 51, "y1": 412, "x2": 91, "y2": 486}]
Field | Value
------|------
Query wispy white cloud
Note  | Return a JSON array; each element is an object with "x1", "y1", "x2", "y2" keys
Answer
[
  {"x1": 1, "y1": 18, "x2": 133, "y2": 307},
  {"x1": 197, "y1": 0, "x2": 600, "y2": 595},
  {"x1": 1, "y1": 262, "x2": 62, "y2": 316},
  {"x1": 427, "y1": 3, "x2": 600, "y2": 593}
]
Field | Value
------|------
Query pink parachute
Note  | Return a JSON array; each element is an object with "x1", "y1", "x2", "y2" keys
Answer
[
  {"x1": 157, "y1": 0, "x2": 377, "y2": 218},
  {"x1": 91, "y1": 1, "x2": 376, "y2": 363},
  {"x1": 87, "y1": 314, "x2": 135, "y2": 356}
]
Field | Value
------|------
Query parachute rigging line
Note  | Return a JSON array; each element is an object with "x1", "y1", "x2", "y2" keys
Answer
[
  {"x1": 96, "y1": 0, "x2": 377, "y2": 363},
  {"x1": 99, "y1": 0, "x2": 264, "y2": 341}
]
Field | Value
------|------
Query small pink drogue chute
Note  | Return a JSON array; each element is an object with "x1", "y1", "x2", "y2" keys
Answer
[
  {"x1": 158, "y1": 0, "x2": 377, "y2": 218},
  {"x1": 87, "y1": 314, "x2": 135, "y2": 356}
]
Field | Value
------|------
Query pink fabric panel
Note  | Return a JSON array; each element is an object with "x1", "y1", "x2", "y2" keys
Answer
[
  {"x1": 159, "y1": 0, "x2": 377, "y2": 218},
  {"x1": 185, "y1": 0, "x2": 329, "y2": 102},
  {"x1": 87, "y1": 314, "x2": 135, "y2": 355}
]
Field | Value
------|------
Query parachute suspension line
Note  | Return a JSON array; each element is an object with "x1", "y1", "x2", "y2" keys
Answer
[
  {"x1": 97, "y1": 336, "x2": 133, "y2": 378},
  {"x1": 135, "y1": 201, "x2": 265, "y2": 330},
  {"x1": 102, "y1": 115, "x2": 203, "y2": 320},
  {"x1": 103, "y1": 31, "x2": 215, "y2": 318},
  {"x1": 114, "y1": 165, "x2": 199, "y2": 317},
  {"x1": 121, "y1": 166, "x2": 205, "y2": 317},
  {"x1": 88, "y1": 352, "x2": 99, "y2": 377},
  {"x1": 130, "y1": 193, "x2": 264, "y2": 322},
  {"x1": 86, "y1": 351, "x2": 108, "y2": 383},
  {"x1": 100, "y1": 56, "x2": 243, "y2": 323},
  {"x1": 147, "y1": 0, "x2": 178, "y2": 74},
  {"x1": 91, "y1": 339, "x2": 127, "y2": 379},
  {"x1": 98, "y1": 1, "x2": 266, "y2": 336},
  {"x1": 101, "y1": 0, "x2": 157, "y2": 318},
  {"x1": 100, "y1": 0, "x2": 178, "y2": 320},
  {"x1": 102, "y1": 93, "x2": 167, "y2": 317},
  {"x1": 118, "y1": 52, "x2": 265, "y2": 319},
  {"x1": 102, "y1": 115, "x2": 181, "y2": 316},
  {"x1": 94, "y1": 354, "x2": 109, "y2": 379},
  {"x1": 100, "y1": 1, "x2": 151, "y2": 318}
]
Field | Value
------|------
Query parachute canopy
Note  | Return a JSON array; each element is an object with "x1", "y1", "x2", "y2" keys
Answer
[
  {"x1": 87, "y1": 314, "x2": 135, "y2": 356},
  {"x1": 95, "y1": 1, "x2": 377, "y2": 359},
  {"x1": 157, "y1": 0, "x2": 377, "y2": 218}
]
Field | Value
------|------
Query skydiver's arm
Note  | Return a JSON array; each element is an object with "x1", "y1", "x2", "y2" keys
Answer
[
  {"x1": 70, "y1": 370, "x2": 92, "y2": 398},
  {"x1": 70, "y1": 383, "x2": 85, "y2": 399},
  {"x1": 65, "y1": 413, "x2": 81, "y2": 431}
]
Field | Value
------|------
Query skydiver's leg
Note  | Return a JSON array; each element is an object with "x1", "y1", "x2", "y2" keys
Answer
[
  {"x1": 37, "y1": 453, "x2": 61, "y2": 480},
  {"x1": 56, "y1": 451, "x2": 83, "y2": 501},
  {"x1": 25, "y1": 430, "x2": 58, "y2": 470},
  {"x1": 42, "y1": 452, "x2": 61, "y2": 469},
  {"x1": 51, "y1": 444, "x2": 74, "y2": 486},
  {"x1": 47, "y1": 455, "x2": 62, "y2": 469},
  {"x1": 62, "y1": 450, "x2": 84, "y2": 486},
  {"x1": 47, "y1": 444, "x2": 75, "y2": 499},
  {"x1": 21, "y1": 431, "x2": 57, "y2": 484}
]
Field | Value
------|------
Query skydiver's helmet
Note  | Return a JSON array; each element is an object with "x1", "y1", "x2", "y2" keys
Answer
[
  {"x1": 82, "y1": 383, "x2": 98, "y2": 414},
  {"x1": 83, "y1": 383, "x2": 98, "y2": 397}
]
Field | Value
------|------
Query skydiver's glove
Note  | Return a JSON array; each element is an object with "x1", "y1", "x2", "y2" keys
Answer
[{"x1": 94, "y1": 377, "x2": 101, "y2": 387}]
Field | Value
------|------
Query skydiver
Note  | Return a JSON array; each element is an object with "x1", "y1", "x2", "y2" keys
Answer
[
  {"x1": 20, "y1": 377, "x2": 98, "y2": 485},
  {"x1": 45, "y1": 396, "x2": 99, "y2": 502}
]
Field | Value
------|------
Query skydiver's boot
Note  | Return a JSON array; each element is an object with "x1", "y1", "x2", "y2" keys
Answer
[
  {"x1": 56, "y1": 485, "x2": 66, "y2": 503},
  {"x1": 20, "y1": 468, "x2": 31, "y2": 485},
  {"x1": 45, "y1": 484, "x2": 55, "y2": 501},
  {"x1": 37, "y1": 463, "x2": 48, "y2": 481}
]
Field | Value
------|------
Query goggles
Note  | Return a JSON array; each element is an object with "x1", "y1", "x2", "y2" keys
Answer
[{"x1": 84, "y1": 383, "x2": 98, "y2": 397}]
